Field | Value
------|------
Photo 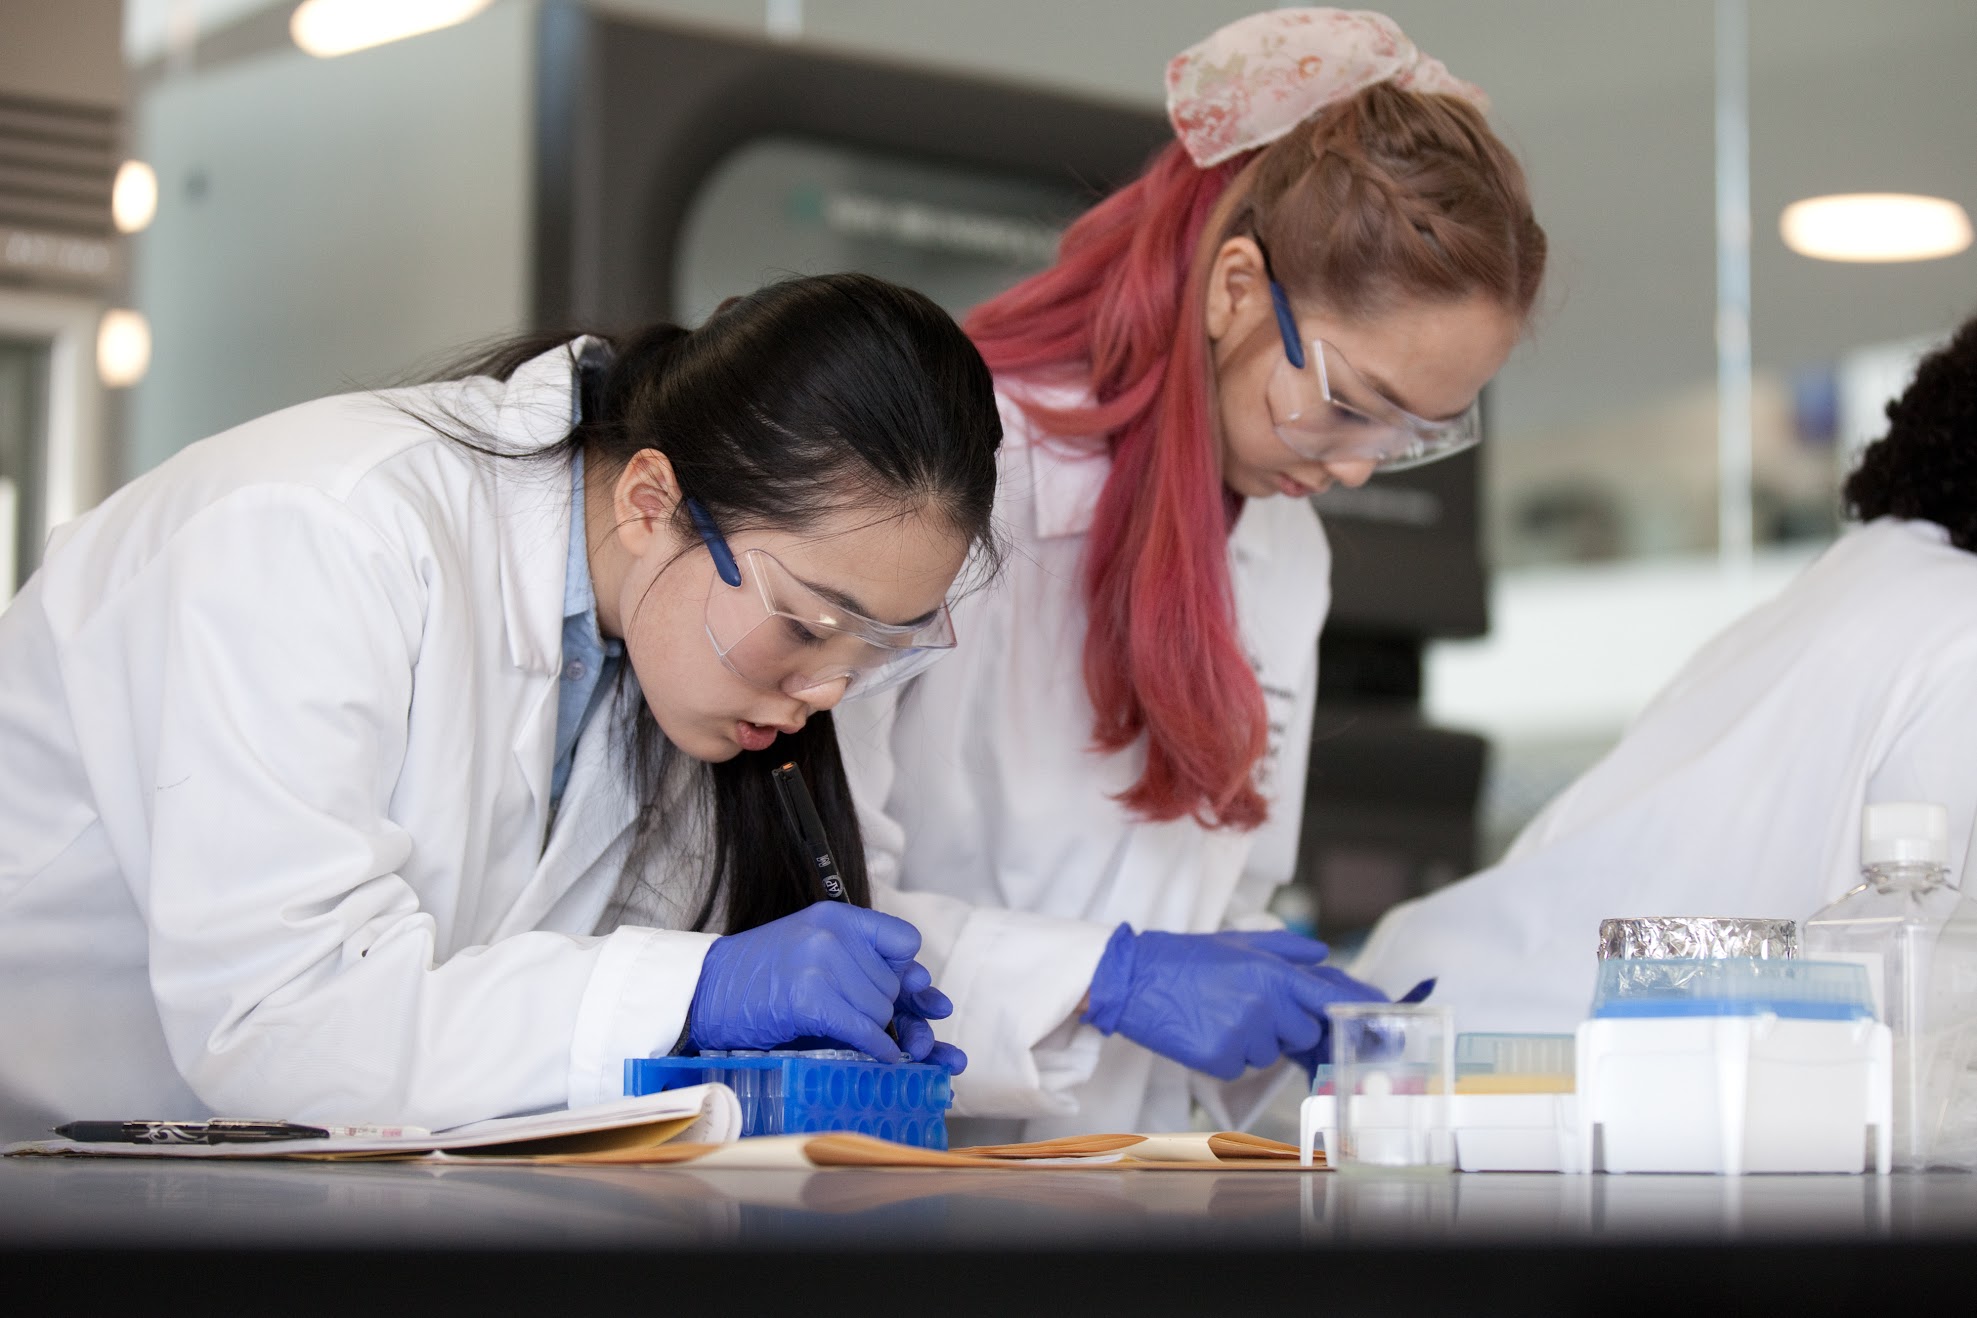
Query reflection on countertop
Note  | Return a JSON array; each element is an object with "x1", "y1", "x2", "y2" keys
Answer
[{"x1": 5, "y1": 1159, "x2": 1974, "y2": 1252}]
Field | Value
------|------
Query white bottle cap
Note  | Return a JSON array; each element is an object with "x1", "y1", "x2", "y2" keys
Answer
[{"x1": 1862, "y1": 802, "x2": 1950, "y2": 865}]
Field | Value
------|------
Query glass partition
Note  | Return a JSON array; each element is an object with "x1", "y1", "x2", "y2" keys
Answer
[
  {"x1": 1429, "y1": 0, "x2": 1977, "y2": 866},
  {"x1": 0, "y1": 336, "x2": 51, "y2": 601}
]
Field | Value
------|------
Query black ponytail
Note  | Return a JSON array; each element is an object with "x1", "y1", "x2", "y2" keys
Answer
[
  {"x1": 704, "y1": 713, "x2": 862, "y2": 928},
  {"x1": 421, "y1": 273, "x2": 1001, "y2": 933}
]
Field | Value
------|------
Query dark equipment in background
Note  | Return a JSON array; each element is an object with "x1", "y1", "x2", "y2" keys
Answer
[
  {"x1": 1304, "y1": 448, "x2": 1489, "y2": 937},
  {"x1": 532, "y1": 3, "x2": 1489, "y2": 938}
]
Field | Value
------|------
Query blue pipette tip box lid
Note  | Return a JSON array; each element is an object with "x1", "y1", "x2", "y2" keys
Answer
[
  {"x1": 625, "y1": 1050, "x2": 954, "y2": 1149},
  {"x1": 1589, "y1": 957, "x2": 1876, "y2": 1021},
  {"x1": 1454, "y1": 1032, "x2": 1577, "y2": 1076}
]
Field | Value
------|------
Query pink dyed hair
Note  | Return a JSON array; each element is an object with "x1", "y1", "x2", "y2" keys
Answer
[
  {"x1": 966, "y1": 144, "x2": 1267, "y2": 828},
  {"x1": 967, "y1": 87, "x2": 1545, "y2": 829}
]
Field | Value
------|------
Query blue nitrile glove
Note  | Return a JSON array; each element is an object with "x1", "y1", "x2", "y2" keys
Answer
[
  {"x1": 890, "y1": 963, "x2": 968, "y2": 1075},
  {"x1": 1082, "y1": 925, "x2": 1389, "y2": 1081},
  {"x1": 1291, "y1": 976, "x2": 1437, "y2": 1075},
  {"x1": 773, "y1": 944, "x2": 968, "y2": 1072},
  {"x1": 687, "y1": 903, "x2": 945, "y2": 1063},
  {"x1": 892, "y1": 1001, "x2": 968, "y2": 1075}
]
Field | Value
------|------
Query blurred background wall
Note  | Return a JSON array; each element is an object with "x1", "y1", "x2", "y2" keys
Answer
[{"x1": 9, "y1": 0, "x2": 1977, "y2": 935}]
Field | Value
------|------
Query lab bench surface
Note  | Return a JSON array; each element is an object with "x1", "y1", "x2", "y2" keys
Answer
[{"x1": 6, "y1": 1159, "x2": 1976, "y2": 1315}]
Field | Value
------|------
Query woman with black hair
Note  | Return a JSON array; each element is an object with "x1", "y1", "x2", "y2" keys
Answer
[
  {"x1": 0, "y1": 273, "x2": 999, "y2": 1141},
  {"x1": 1352, "y1": 313, "x2": 1977, "y2": 1031}
]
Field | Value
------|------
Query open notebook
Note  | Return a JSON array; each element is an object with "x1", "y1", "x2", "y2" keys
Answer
[
  {"x1": 8, "y1": 1085, "x2": 1313, "y2": 1169},
  {"x1": 5, "y1": 1086, "x2": 739, "y2": 1161}
]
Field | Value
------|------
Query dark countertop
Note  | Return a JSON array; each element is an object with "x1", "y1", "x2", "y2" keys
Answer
[{"x1": 7, "y1": 1159, "x2": 1976, "y2": 1314}]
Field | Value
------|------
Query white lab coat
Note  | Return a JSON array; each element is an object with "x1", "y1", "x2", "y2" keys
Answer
[
  {"x1": 0, "y1": 345, "x2": 718, "y2": 1143},
  {"x1": 1351, "y1": 518, "x2": 1977, "y2": 1031},
  {"x1": 836, "y1": 380, "x2": 1331, "y2": 1140}
]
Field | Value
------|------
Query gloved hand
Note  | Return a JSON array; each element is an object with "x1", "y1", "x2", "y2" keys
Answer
[
  {"x1": 780, "y1": 973, "x2": 968, "y2": 1073},
  {"x1": 687, "y1": 903, "x2": 964, "y2": 1070},
  {"x1": 891, "y1": 968, "x2": 968, "y2": 1075},
  {"x1": 1288, "y1": 975, "x2": 1438, "y2": 1075},
  {"x1": 1082, "y1": 925, "x2": 1388, "y2": 1081}
]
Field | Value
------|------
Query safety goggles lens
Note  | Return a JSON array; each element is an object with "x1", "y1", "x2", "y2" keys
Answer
[
  {"x1": 705, "y1": 548, "x2": 957, "y2": 699},
  {"x1": 1267, "y1": 338, "x2": 1480, "y2": 474}
]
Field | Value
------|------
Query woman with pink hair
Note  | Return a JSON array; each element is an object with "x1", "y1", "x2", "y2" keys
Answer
[{"x1": 838, "y1": 9, "x2": 1548, "y2": 1140}]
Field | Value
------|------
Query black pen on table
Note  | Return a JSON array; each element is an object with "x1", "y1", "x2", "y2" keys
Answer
[
  {"x1": 771, "y1": 759, "x2": 899, "y2": 1046},
  {"x1": 51, "y1": 1118, "x2": 420, "y2": 1144}
]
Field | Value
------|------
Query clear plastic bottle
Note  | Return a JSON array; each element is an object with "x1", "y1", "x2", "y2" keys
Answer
[
  {"x1": 1917, "y1": 816, "x2": 1977, "y2": 1169},
  {"x1": 1803, "y1": 802, "x2": 1959, "y2": 1170}
]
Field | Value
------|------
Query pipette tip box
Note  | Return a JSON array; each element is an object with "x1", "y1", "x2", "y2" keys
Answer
[
  {"x1": 626, "y1": 1050, "x2": 953, "y2": 1149},
  {"x1": 1301, "y1": 962, "x2": 1894, "y2": 1175},
  {"x1": 1578, "y1": 958, "x2": 1891, "y2": 1175}
]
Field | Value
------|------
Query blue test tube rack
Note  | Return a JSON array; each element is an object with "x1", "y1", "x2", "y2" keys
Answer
[{"x1": 625, "y1": 1050, "x2": 953, "y2": 1149}]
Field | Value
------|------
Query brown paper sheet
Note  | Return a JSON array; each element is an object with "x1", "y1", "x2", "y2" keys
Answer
[{"x1": 556, "y1": 1130, "x2": 1320, "y2": 1171}]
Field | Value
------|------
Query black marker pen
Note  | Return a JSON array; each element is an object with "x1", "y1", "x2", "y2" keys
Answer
[
  {"x1": 771, "y1": 761, "x2": 849, "y2": 903},
  {"x1": 54, "y1": 1119, "x2": 328, "y2": 1144},
  {"x1": 772, "y1": 760, "x2": 900, "y2": 1048}
]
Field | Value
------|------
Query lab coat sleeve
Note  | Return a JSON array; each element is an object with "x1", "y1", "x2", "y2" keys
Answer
[
  {"x1": 837, "y1": 691, "x2": 1114, "y2": 1118},
  {"x1": 1188, "y1": 638, "x2": 1321, "y2": 1132},
  {"x1": 63, "y1": 489, "x2": 708, "y2": 1129},
  {"x1": 1861, "y1": 636, "x2": 1977, "y2": 882},
  {"x1": 1223, "y1": 636, "x2": 1321, "y2": 930}
]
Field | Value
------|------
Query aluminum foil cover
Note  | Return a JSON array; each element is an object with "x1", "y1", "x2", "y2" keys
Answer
[{"x1": 1596, "y1": 917, "x2": 1798, "y2": 961}]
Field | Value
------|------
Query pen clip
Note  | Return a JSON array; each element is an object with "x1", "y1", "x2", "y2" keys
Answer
[{"x1": 771, "y1": 762, "x2": 806, "y2": 842}]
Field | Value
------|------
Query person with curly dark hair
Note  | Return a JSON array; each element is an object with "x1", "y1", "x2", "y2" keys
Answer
[
  {"x1": 1845, "y1": 316, "x2": 1977, "y2": 551},
  {"x1": 1352, "y1": 313, "x2": 1977, "y2": 1032}
]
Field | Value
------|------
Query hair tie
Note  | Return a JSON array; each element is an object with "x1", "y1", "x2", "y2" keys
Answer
[{"x1": 1165, "y1": 7, "x2": 1489, "y2": 169}]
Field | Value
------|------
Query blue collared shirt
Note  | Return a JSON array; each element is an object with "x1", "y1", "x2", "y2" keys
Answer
[{"x1": 552, "y1": 454, "x2": 623, "y2": 809}]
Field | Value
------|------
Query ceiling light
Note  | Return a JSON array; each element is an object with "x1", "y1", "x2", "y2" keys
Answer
[
  {"x1": 112, "y1": 160, "x2": 159, "y2": 235},
  {"x1": 97, "y1": 310, "x2": 152, "y2": 389},
  {"x1": 290, "y1": 0, "x2": 493, "y2": 59},
  {"x1": 1780, "y1": 193, "x2": 1973, "y2": 263}
]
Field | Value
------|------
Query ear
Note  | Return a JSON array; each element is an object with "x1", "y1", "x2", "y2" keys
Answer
[
  {"x1": 610, "y1": 448, "x2": 683, "y2": 558},
  {"x1": 1203, "y1": 235, "x2": 1272, "y2": 345}
]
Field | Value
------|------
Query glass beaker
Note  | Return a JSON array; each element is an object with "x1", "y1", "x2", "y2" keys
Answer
[{"x1": 1328, "y1": 1002, "x2": 1456, "y2": 1174}]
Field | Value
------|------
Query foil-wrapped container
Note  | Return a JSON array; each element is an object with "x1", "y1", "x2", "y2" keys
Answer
[{"x1": 1596, "y1": 916, "x2": 1798, "y2": 962}]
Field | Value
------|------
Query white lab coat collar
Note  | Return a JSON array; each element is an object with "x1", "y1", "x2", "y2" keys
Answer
[
  {"x1": 420, "y1": 337, "x2": 652, "y2": 941},
  {"x1": 498, "y1": 680, "x2": 646, "y2": 940},
  {"x1": 1013, "y1": 389, "x2": 1283, "y2": 567},
  {"x1": 409, "y1": 338, "x2": 606, "y2": 843},
  {"x1": 998, "y1": 379, "x2": 1109, "y2": 543},
  {"x1": 1026, "y1": 436, "x2": 1111, "y2": 542},
  {"x1": 441, "y1": 339, "x2": 593, "y2": 677}
]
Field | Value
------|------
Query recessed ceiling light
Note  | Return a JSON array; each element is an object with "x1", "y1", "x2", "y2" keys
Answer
[
  {"x1": 290, "y1": 0, "x2": 493, "y2": 59},
  {"x1": 112, "y1": 160, "x2": 158, "y2": 235},
  {"x1": 1780, "y1": 193, "x2": 1973, "y2": 263},
  {"x1": 97, "y1": 310, "x2": 152, "y2": 389}
]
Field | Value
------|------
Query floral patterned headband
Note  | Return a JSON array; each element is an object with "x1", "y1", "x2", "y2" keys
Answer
[{"x1": 1166, "y1": 8, "x2": 1489, "y2": 168}]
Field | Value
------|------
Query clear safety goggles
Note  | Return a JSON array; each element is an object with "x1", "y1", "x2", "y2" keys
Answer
[
  {"x1": 690, "y1": 499, "x2": 957, "y2": 700},
  {"x1": 1258, "y1": 246, "x2": 1481, "y2": 474}
]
